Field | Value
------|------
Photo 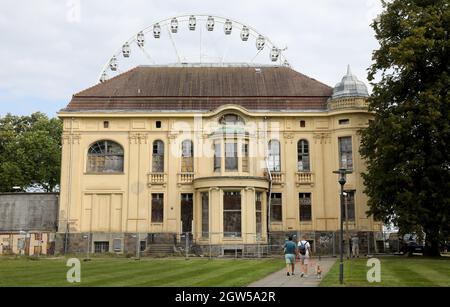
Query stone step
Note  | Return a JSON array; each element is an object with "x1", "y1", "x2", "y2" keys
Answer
[{"x1": 145, "y1": 244, "x2": 176, "y2": 256}]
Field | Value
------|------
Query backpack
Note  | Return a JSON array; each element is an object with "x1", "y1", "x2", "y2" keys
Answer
[{"x1": 299, "y1": 241, "x2": 308, "y2": 255}]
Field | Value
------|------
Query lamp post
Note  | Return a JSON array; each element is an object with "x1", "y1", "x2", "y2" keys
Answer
[{"x1": 333, "y1": 168, "x2": 352, "y2": 284}]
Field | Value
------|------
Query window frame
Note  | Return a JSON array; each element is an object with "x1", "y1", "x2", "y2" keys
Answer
[
  {"x1": 297, "y1": 139, "x2": 310, "y2": 172},
  {"x1": 255, "y1": 191, "x2": 263, "y2": 238},
  {"x1": 268, "y1": 139, "x2": 281, "y2": 172},
  {"x1": 86, "y1": 140, "x2": 124, "y2": 174},
  {"x1": 181, "y1": 139, "x2": 194, "y2": 173},
  {"x1": 224, "y1": 140, "x2": 238, "y2": 172},
  {"x1": 213, "y1": 141, "x2": 222, "y2": 172},
  {"x1": 299, "y1": 192, "x2": 312, "y2": 222},
  {"x1": 151, "y1": 193, "x2": 164, "y2": 223},
  {"x1": 338, "y1": 136, "x2": 353, "y2": 170},
  {"x1": 201, "y1": 192, "x2": 209, "y2": 238},
  {"x1": 152, "y1": 140, "x2": 165, "y2": 173},
  {"x1": 223, "y1": 191, "x2": 242, "y2": 237},
  {"x1": 270, "y1": 193, "x2": 282, "y2": 222},
  {"x1": 343, "y1": 190, "x2": 356, "y2": 222}
]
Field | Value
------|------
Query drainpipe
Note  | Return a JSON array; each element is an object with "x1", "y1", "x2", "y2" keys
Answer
[
  {"x1": 265, "y1": 158, "x2": 273, "y2": 248},
  {"x1": 64, "y1": 117, "x2": 74, "y2": 254},
  {"x1": 263, "y1": 116, "x2": 272, "y2": 248}
]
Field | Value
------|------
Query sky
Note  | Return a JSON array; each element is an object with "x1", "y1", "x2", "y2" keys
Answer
[{"x1": 0, "y1": 0, "x2": 383, "y2": 117}]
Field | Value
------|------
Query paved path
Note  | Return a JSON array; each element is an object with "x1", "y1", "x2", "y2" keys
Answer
[{"x1": 248, "y1": 257, "x2": 336, "y2": 287}]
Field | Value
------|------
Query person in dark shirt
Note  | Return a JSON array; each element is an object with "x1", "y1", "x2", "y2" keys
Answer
[{"x1": 284, "y1": 235, "x2": 298, "y2": 276}]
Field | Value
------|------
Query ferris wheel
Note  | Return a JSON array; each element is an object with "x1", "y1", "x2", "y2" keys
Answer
[{"x1": 99, "y1": 14, "x2": 290, "y2": 83}]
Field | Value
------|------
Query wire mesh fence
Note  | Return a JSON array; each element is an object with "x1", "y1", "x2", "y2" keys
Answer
[
  {"x1": 164, "y1": 230, "x2": 389, "y2": 259},
  {"x1": 54, "y1": 229, "x2": 396, "y2": 258}
]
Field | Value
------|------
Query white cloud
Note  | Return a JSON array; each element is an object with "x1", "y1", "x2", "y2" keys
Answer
[{"x1": 0, "y1": 0, "x2": 382, "y2": 116}]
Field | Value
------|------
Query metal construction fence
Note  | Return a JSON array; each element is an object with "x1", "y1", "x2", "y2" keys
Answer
[
  {"x1": 1, "y1": 229, "x2": 406, "y2": 258},
  {"x1": 153, "y1": 230, "x2": 392, "y2": 259}
]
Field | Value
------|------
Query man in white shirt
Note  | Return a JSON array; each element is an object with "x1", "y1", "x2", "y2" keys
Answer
[{"x1": 298, "y1": 235, "x2": 312, "y2": 277}]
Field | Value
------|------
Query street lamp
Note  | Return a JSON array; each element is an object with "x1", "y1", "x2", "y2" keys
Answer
[
  {"x1": 333, "y1": 168, "x2": 352, "y2": 284},
  {"x1": 83, "y1": 233, "x2": 91, "y2": 261}
]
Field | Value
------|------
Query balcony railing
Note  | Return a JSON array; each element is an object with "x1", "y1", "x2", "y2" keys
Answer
[
  {"x1": 296, "y1": 171, "x2": 314, "y2": 186},
  {"x1": 264, "y1": 171, "x2": 284, "y2": 185},
  {"x1": 147, "y1": 172, "x2": 166, "y2": 186},
  {"x1": 178, "y1": 172, "x2": 194, "y2": 185}
]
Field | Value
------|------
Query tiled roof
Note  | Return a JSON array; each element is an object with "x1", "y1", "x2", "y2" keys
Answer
[{"x1": 63, "y1": 66, "x2": 333, "y2": 112}]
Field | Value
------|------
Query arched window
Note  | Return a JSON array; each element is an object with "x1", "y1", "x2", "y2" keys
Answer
[
  {"x1": 181, "y1": 140, "x2": 194, "y2": 172},
  {"x1": 87, "y1": 140, "x2": 124, "y2": 173},
  {"x1": 297, "y1": 140, "x2": 310, "y2": 171},
  {"x1": 219, "y1": 114, "x2": 245, "y2": 126},
  {"x1": 152, "y1": 140, "x2": 164, "y2": 172},
  {"x1": 268, "y1": 139, "x2": 281, "y2": 172}
]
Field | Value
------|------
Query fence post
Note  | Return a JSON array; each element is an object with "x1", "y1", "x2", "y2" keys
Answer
[
  {"x1": 185, "y1": 232, "x2": 189, "y2": 260},
  {"x1": 209, "y1": 233, "x2": 212, "y2": 260},
  {"x1": 332, "y1": 232, "x2": 336, "y2": 257}
]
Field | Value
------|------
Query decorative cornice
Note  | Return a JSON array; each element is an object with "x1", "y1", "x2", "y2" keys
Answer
[
  {"x1": 129, "y1": 132, "x2": 148, "y2": 144},
  {"x1": 313, "y1": 133, "x2": 331, "y2": 144},
  {"x1": 62, "y1": 133, "x2": 81, "y2": 144}
]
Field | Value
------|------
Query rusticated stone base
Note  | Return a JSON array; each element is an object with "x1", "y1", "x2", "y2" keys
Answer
[{"x1": 55, "y1": 231, "x2": 384, "y2": 256}]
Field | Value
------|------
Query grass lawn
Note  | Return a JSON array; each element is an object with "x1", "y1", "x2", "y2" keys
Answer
[
  {"x1": 320, "y1": 256, "x2": 450, "y2": 287},
  {"x1": 0, "y1": 257, "x2": 284, "y2": 287}
]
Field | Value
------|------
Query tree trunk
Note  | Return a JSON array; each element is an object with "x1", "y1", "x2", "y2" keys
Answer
[{"x1": 423, "y1": 228, "x2": 441, "y2": 257}]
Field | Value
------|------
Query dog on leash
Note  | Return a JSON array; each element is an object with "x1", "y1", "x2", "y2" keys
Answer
[{"x1": 316, "y1": 265, "x2": 322, "y2": 279}]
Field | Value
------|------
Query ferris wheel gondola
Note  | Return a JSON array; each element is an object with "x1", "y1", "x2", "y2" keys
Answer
[{"x1": 98, "y1": 14, "x2": 290, "y2": 83}]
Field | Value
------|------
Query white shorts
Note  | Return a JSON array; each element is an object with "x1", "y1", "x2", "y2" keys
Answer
[{"x1": 300, "y1": 254, "x2": 310, "y2": 265}]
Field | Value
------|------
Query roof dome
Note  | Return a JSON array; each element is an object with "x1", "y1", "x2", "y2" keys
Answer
[{"x1": 332, "y1": 65, "x2": 369, "y2": 99}]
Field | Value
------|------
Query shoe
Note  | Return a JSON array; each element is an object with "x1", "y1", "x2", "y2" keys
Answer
[
  {"x1": 287, "y1": 272, "x2": 290, "y2": 276},
  {"x1": 300, "y1": 273, "x2": 304, "y2": 277},
  {"x1": 304, "y1": 274, "x2": 309, "y2": 278},
  {"x1": 292, "y1": 272, "x2": 295, "y2": 275}
]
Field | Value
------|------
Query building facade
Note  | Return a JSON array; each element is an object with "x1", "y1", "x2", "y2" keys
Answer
[{"x1": 57, "y1": 65, "x2": 382, "y2": 255}]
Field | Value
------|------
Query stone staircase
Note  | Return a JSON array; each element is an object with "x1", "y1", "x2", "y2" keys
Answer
[{"x1": 145, "y1": 244, "x2": 176, "y2": 257}]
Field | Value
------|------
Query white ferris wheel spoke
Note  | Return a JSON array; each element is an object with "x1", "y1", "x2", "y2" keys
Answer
[{"x1": 98, "y1": 14, "x2": 289, "y2": 82}]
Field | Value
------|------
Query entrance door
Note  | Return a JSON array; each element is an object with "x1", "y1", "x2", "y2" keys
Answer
[{"x1": 181, "y1": 193, "x2": 193, "y2": 233}]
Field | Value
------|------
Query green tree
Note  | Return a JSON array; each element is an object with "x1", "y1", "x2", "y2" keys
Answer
[
  {"x1": 360, "y1": 0, "x2": 450, "y2": 256},
  {"x1": 0, "y1": 112, "x2": 62, "y2": 192}
]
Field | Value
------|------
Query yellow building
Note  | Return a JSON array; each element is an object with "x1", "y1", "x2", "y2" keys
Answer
[{"x1": 57, "y1": 64, "x2": 382, "y2": 255}]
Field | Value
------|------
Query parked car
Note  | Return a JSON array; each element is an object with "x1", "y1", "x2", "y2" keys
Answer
[{"x1": 388, "y1": 233, "x2": 424, "y2": 255}]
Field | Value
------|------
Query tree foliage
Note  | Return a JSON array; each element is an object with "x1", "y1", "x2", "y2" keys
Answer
[
  {"x1": 360, "y1": 0, "x2": 450, "y2": 256},
  {"x1": 0, "y1": 112, "x2": 62, "y2": 192}
]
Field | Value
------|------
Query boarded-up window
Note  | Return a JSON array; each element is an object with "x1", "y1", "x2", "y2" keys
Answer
[
  {"x1": 270, "y1": 193, "x2": 282, "y2": 222},
  {"x1": 152, "y1": 140, "x2": 164, "y2": 172},
  {"x1": 181, "y1": 140, "x2": 194, "y2": 172},
  {"x1": 151, "y1": 193, "x2": 164, "y2": 223},
  {"x1": 113, "y1": 239, "x2": 122, "y2": 252},
  {"x1": 339, "y1": 137, "x2": 353, "y2": 170},
  {"x1": 223, "y1": 191, "x2": 241, "y2": 237},
  {"x1": 201, "y1": 192, "x2": 209, "y2": 238},
  {"x1": 81, "y1": 193, "x2": 123, "y2": 232},
  {"x1": 299, "y1": 193, "x2": 312, "y2": 222},
  {"x1": 87, "y1": 140, "x2": 124, "y2": 173},
  {"x1": 255, "y1": 192, "x2": 262, "y2": 237},
  {"x1": 297, "y1": 140, "x2": 310, "y2": 171}
]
